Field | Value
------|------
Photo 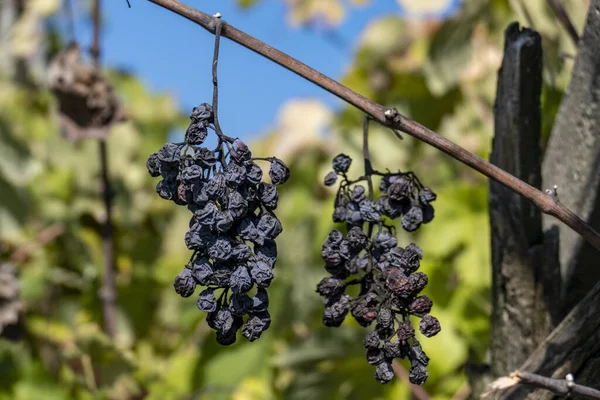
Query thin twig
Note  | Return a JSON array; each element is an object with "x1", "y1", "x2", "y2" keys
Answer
[
  {"x1": 547, "y1": 0, "x2": 579, "y2": 46},
  {"x1": 63, "y1": 0, "x2": 76, "y2": 42},
  {"x1": 91, "y1": 0, "x2": 101, "y2": 70},
  {"x1": 513, "y1": 0, "x2": 560, "y2": 89},
  {"x1": 482, "y1": 370, "x2": 600, "y2": 400},
  {"x1": 210, "y1": 17, "x2": 234, "y2": 144},
  {"x1": 81, "y1": 354, "x2": 98, "y2": 392},
  {"x1": 362, "y1": 116, "x2": 374, "y2": 202},
  {"x1": 10, "y1": 224, "x2": 65, "y2": 264},
  {"x1": 211, "y1": 18, "x2": 222, "y2": 134},
  {"x1": 391, "y1": 360, "x2": 432, "y2": 400},
  {"x1": 98, "y1": 140, "x2": 117, "y2": 339},
  {"x1": 91, "y1": 0, "x2": 117, "y2": 339},
  {"x1": 450, "y1": 382, "x2": 472, "y2": 400},
  {"x1": 145, "y1": 0, "x2": 600, "y2": 253},
  {"x1": 362, "y1": 116, "x2": 374, "y2": 238}
]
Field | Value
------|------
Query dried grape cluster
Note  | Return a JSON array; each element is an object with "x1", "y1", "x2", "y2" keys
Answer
[
  {"x1": 146, "y1": 103, "x2": 289, "y2": 345},
  {"x1": 317, "y1": 151, "x2": 440, "y2": 385}
]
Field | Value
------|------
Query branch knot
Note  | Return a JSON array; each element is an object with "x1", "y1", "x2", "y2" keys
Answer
[
  {"x1": 208, "y1": 13, "x2": 224, "y2": 33},
  {"x1": 384, "y1": 107, "x2": 403, "y2": 126}
]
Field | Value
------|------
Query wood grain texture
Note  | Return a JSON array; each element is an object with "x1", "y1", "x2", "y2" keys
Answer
[
  {"x1": 502, "y1": 281, "x2": 600, "y2": 399},
  {"x1": 489, "y1": 22, "x2": 560, "y2": 378},
  {"x1": 542, "y1": 0, "x2": 600, "y2": 313}
]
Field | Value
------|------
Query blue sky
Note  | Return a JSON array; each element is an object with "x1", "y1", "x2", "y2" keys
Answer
[{"x1": 72, "y1": 0, "x2": 460, "y2": 139}]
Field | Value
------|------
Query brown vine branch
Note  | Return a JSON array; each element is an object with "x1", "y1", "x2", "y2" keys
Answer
[
  {"x1": 91, "y1": 0, "x2": 117, "y2": 339},
  {"x1": 145, "y1": 0, "x2": 600, "y2": 253},
  {"x1": 482, "y1": 370, "x2": 600, "y2": 400},
  {"x1": 546, "y1": 0, "x2": 579, "y2": 46},
  {"x1": 10, "y1": 224, "x2": 65, "y2": 264}
]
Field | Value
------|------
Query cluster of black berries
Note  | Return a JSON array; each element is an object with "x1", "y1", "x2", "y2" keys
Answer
[
  {"x1": 317, "y1": 154, "x2": 440, "y2": 384},
  {"x1": 146, "y1": 103, "x2": 289, "y2": 345}
]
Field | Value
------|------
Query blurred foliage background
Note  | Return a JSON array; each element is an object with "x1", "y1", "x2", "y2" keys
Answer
[{"x1": 0, "y1": 0, "x2": 586, "y2": 399}]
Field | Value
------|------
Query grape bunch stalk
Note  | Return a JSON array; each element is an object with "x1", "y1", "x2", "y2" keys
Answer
[
  {"x1": 145, "y1": 18, "x2": 289, "y2": 345},
  {"x1": 317, "y1": 117, "x2": 440, "y2": 384}
]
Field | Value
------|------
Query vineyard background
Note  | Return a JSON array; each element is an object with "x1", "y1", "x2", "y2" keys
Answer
[{"x1": 0, "y1": 0, "x2": 588, "y2": 399}]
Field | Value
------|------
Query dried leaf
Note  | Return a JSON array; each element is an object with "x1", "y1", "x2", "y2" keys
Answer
[{"x1": 48, "y1": 43, "x2": 126, "y2": 141}]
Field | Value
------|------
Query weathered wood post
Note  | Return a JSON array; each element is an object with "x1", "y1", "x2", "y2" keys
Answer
[{"x1": 489, "y1": 23, "x2": 561, "y2": 381}]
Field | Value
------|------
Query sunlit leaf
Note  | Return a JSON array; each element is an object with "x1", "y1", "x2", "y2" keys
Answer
[
  {"x1": 237, "y1": 0, "x2": 260, "y2": 8},
  {"x1": 423, "y1": 13, "x2": 475, "y2": 95},
  {"x1": 286, "y1": 0, "x2": 345, "y2": 28},
  {"x1": 397, "y1": 0, "x2": 455, "y2": 16}
]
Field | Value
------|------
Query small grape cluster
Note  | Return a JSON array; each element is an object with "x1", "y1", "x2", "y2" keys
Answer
[
  {"x1": 146, "y1": 103, "x2": 289, "y2": 345},
  {"x1": 317, "y1": 153, "x2": 440, "y2": 385}
]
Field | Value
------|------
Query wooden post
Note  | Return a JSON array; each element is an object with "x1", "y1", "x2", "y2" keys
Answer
[
  {"x1": 488, "y1": 22, "x2": 561, "y2": 380},
  {"x1": 542, "y1": 0, "x2": 600, "y2": 314},
  {"x1": 503, "y1": 280, "x2": 600, "y2": 399}
]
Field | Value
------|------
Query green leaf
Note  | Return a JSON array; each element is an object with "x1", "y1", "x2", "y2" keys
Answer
[
  {"x1": 0, "y1": 176, "x2": 29, "y2": 238},
  {"x1": 237, "y1": 0, "x2": 260, "y2": 8},
  {"x1": 423, "y1": 14, "x2": 475, "y2": 95}
]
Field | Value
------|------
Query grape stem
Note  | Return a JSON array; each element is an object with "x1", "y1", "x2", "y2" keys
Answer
[
  {"x1": 188, "y1": 250, "x2": 199, "y2": 264},
  {"x1": 251, "y1": 157, "x2": 277, "y2": 162},
  {"x1": 363, "y1": 116, "x2": 375, "y2": 277},
  {"x1": 210, "y1": 17, "x2": 234, "y2": 146},
  {"x1": 217, "y1": 287, "x2": 228, "y2": 307},
  {"x1": 146, "y1": 0, "x2": 600, "y2": 252},
  {"x1": 363, "y1": 116, "x2": 375, "y2": 203}
]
